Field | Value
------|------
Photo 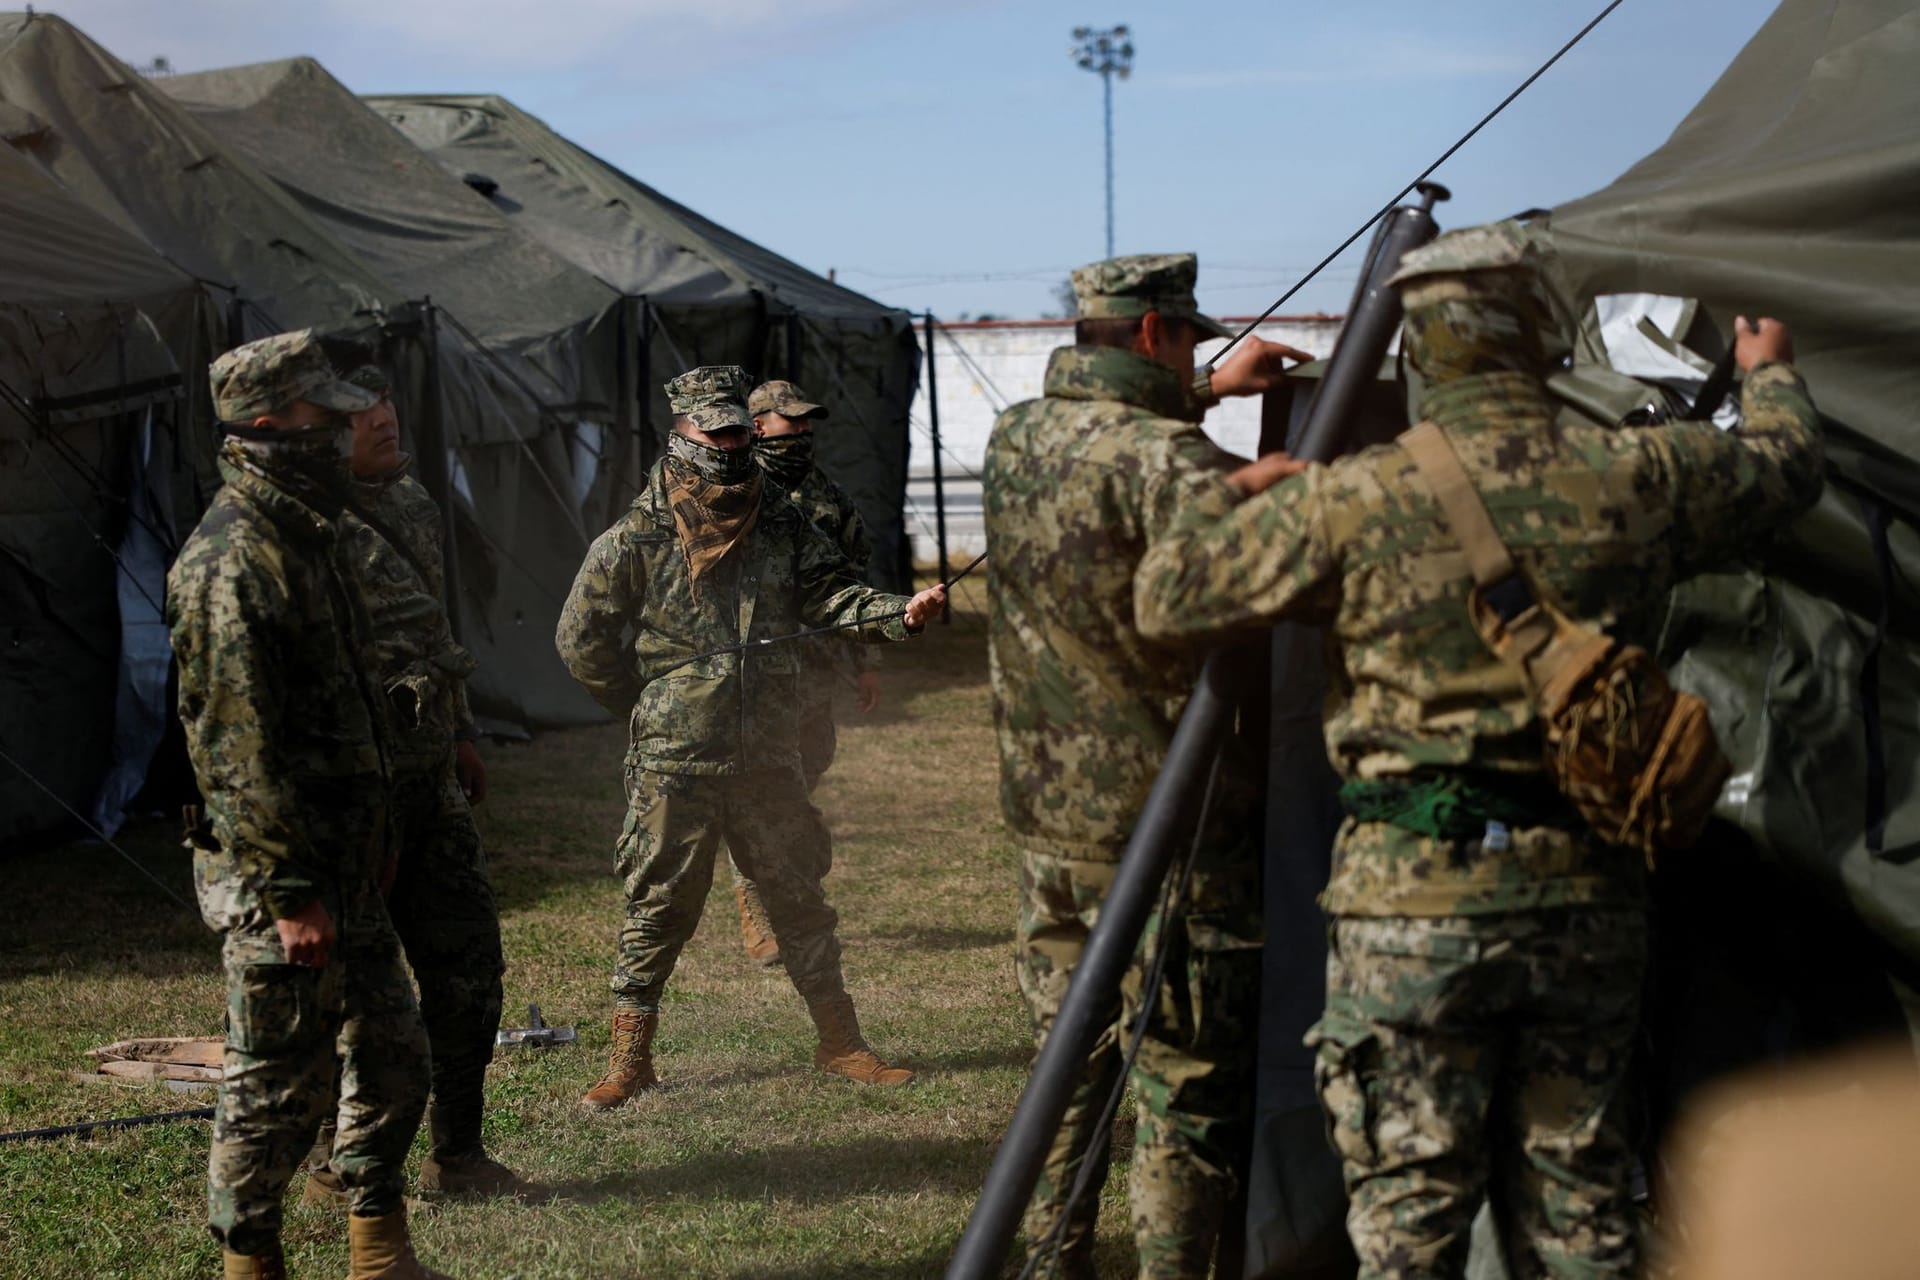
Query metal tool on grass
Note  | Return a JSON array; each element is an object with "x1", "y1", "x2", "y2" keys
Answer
[{"x1": 495, "y1": 1003, "x2": 577, "y2": 1049}]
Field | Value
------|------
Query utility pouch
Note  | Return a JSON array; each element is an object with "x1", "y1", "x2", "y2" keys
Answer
[{"x1": 1399, "y1": 421, "x2": 1730, "y2": 859}]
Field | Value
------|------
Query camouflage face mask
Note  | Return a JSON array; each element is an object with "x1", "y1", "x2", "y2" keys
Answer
[
  {"x1": 753, "y1": 433, "x2": 814, "y2": 488},
  {"x1": 666, "y1": 430, "x2": 756, "y2": 487},
  {"x1": 223, "y1": 412, "x2": 355, "y2": 464}
]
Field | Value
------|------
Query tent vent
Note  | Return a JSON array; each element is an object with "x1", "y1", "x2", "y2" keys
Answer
[{"x1": 462, "y1": 172, "x2": 499, "y2": 198}]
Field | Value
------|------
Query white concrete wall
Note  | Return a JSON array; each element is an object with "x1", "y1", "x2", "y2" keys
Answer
[{"x1": 904, "y1": 315, "x2": 1344, "y2": 562}]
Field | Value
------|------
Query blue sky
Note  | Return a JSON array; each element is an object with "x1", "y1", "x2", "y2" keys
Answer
[{"x1": 62, "y1": 0, "x2": 1778, "y2": 319}]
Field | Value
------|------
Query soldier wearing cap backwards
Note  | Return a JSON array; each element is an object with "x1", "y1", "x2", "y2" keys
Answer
[
  {"x1": 1134, "y1": 222, "x2": 1822, "y2": 1278},
  {"x1": 982, "y1": 252, "x2": 1313, "y2": 1278},
  {"x1": 556, "y1": 365, "x2": 947, "y2": 1108},
  {"x1": 296, "y1": 343, "x2": 518, "y2": 1206},
  {"x1": 167, "y1": 330, "x2": 448, "y2": 1279},
  {"x1": 718, "y1": 378, "x2": 881, "y2": 967}
]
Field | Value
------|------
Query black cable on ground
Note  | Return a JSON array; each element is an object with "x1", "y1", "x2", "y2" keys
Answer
[{"x1": 0, "y1": 1107, "x2": 215, "y2": 1146}]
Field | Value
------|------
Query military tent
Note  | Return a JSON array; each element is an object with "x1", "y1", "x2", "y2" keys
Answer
[
  {"x1": 0, "y1": 140, "x2": 216, "y2": 844},
  {"x1": 1534, "y1": 0, "x2": 1920, "y2": 980},
  {"x1": 0, "y1": 12, "x2": 606, "y2": 736},
  {"x1": 365, "y1": 93, "x2": 921, "y2": 589}
]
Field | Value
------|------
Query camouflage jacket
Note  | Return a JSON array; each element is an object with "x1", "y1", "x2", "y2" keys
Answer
[
  {"x1": 780, "y1": 465, "x2": 877, "y2": 701},
  {"x1": 1136, "y1": 362, "x2": 1824, "y2": 915},
  {"x1": 345, "y1": 462, "x2": 478, "y2": 776},
  {"x1": 167, "y1": 440, "x2": 391, "y2": 928},
  {"x1": 555, "y1": 458, "x2": 915, "y2": 775},
  {"x1": 983, "y1": 344, "x2": 1245, "y2": 858}
]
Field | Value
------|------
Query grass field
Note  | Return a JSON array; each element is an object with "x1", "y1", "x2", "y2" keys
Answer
[{"x1": 0, "y1": 590, "x2": 1141, "y2": 1278}]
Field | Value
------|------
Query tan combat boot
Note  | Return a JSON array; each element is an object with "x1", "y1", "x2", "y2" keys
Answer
[
  {"x1": 222, "y1": 1247, "x2": 286, "y2": 1280},
  {"x1": 420, "y1": 1149, "x2": 525, "y2": 1198},
  {"x1": 578, "y1": 1007, "x2": 659, "y2": 1110},
  {"x1": 345, "y1": 1206, "x2": 452, "y2": 1279},
  {"x1": 736, "y1": 880, "x2": 782, "y2": 967},
  {"x1": 807, "y1": 994, "x2": 915, "y2": 1086}
]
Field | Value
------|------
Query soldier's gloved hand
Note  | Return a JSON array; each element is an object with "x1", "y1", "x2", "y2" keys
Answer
[
  {"x1": 1209, "y1": 336, "x2": 1315, "y2": 400},
  {"x1": 856, "y1": 671, "x2": 882, "y2": 714},
  {"x1": 456, "y1": 739, "x2": 489, "y2": 805},
  {"x1": 275, "y1": 899, "x2": 337, "y2": 968},
  {"x1": 1228, "y1": 450, "x2": 1311, "y2": 498},
  {"x1": 904, "y1": 583, "x2": 948, "y2": 631},
  {"x1": 1734, "y1": 316, "x2": 1793, "y2": 370}
]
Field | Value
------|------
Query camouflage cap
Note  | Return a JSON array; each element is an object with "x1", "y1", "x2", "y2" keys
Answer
[
  {"x1": 210, "y1": 329, "x2": 378, "y2": 423},
  {"x1": 1071, "y1": 253, "x2": 1233, "y2": 340},
  {"x1": 665, "y1": 365, "x2": 752, "y2": 433},
  {"x1": 1385, "y1": 220, "x2": 1535, "y2": 294},
  {"x1": 747, "y1": 379, "x2": 828, "y2": 422},
  {"x1": 341, "y1": 361, "x2": 391, "y2": 394}
]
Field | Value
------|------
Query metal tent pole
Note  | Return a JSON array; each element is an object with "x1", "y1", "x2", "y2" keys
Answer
[{"x1": 923, "y1": 311, "x2": 952, "y2": 623}]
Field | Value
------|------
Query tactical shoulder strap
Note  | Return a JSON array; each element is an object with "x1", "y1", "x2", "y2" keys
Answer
[
  {"x1": 1397, "y1": 420, "x2": 1559, "y2": 679},
  {"x1": 1399, "y1": 421, "x2": 1513, "y2": 588}
]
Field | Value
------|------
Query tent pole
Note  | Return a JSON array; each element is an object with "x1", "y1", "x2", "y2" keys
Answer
[
  {"x1": 637, "y1": 300, "x2": 656, "y2": 474},
  {"x1": 922, "y1": 311, "x2": 950, "y2": 623},
  {"x1": 421, "y1": 300, "x2": 461, "y2": 641},
  {"x1": 616, "y1": 296, "x2": 640, "y2": 528}
]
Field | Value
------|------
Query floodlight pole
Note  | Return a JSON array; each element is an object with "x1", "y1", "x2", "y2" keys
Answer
[
  {"x1": 1072, "y1": 25, "x2": 1133, "y2": 259},
  {"x1": 1102, "y1": 70, "x2": 1115, "y2": 258}
]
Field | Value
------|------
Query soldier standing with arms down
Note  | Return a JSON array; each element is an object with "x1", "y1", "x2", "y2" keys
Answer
[
  {"x1": 722, "y1": 378, "x2": 882, "y2": 967},
  {"x1": 983, "y1": 253, "x2": 1310, "y2": 1279},
  {"x1": 1134, "y1": 223, "x2": 1824, "y2": 1278},
  {"x1": 168, "y1": 331, "x2": 447, "y2": 1280},
  {"x1": 556, "y1": 366, "x2": 946, "y2": 1109},
  {"x1": 298, "y1": 344, "x2": 518, "y2": 1204}
]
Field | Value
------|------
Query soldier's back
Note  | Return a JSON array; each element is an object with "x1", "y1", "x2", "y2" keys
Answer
[{"x1": 983, "y1": 387, "x2": 1238, "y2": 850}]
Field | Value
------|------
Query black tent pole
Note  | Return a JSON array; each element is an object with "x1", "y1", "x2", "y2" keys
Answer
[
  {"x1": 943, "y1": 182, "x2": 1447, "y2": 1280},
  {"x1": 637, "y1": 300, "x2": 657, "y2": 475},
  {"x1": 419, "y1": 299, "x2": 461, "y2": 641},
  {"x1": 923, "y1": 310, "x2": 951, "y2": 622}
]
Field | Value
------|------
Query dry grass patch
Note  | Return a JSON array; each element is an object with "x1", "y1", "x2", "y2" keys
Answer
[{"x1": 0, "y1": 595, "x2": 1142, "y2": 1278}]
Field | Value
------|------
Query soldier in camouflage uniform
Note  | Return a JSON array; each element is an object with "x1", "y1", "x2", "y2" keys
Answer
[
  {"x1": 167, "y1": 331, "x2": 448, "y2": 1280},
  {"x1": 1134, "y1": 222, "x2": 1824, "y2": 1279},
  {"x1": 298, "y1": 344, "x2": 517, "y2": 1205},
  {"x1": 555, "y1": 365, "x2": 947, "y2": 1108},
  {"x1": 720, "y1": 379, "x2": 883, "y2": 967},
  {"x1": 983, "y1": 253, "x2": 1313, "y2": 1279}
]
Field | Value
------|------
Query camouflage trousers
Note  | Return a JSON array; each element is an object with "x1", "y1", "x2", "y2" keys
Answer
[
  {"x1": 1310, "y1": 908, "x2": 1647, "y2": 1280},
  {"x1": 312, "y1": 760, "x2": 506, "y2": 1169},
  {"x1": 727, "y1": 696, "x2": 837, "y2": 923},
  {"x1": 613, "y1": 764, "x2": 847, "y2": 1008},
  {"x1": 209, "y1": 893, "x2": 429, "y2": 1255},
  {"x1": 1017, "y1": 843, "x2": 1262, "y2": 1279}
]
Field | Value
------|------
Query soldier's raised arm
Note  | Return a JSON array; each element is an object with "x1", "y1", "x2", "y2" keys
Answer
[
  {"x1": 556, "y1": 526, "x2": 645, "y2": 715},
  {"x1": 1133, "y1": 463, "x2": 1342, "y2": 642},
  {"x1": 795, "y1": 514, "x2": 946, "y2": 638},
  {"x1": 1650, "y1": 318, "x2": 1825, "y2": 578}
]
